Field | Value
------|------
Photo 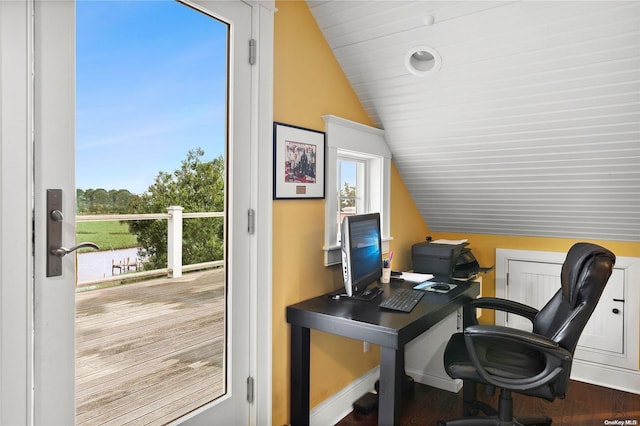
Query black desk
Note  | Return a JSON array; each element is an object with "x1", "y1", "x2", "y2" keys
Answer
[{"x1": 286, "y1": 280, "x2": 480, "y2": 426}]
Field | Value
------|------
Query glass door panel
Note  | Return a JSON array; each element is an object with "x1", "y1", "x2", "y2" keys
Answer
[{"x1": 74, "y1": 1, "x2": 250, "y2": 423}]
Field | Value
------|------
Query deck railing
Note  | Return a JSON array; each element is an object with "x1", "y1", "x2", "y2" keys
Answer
[{"x1": 76, "y1": 206, "x2": 223, "y2": 287}]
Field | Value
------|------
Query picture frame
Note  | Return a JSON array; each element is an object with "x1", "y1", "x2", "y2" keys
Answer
[{"x1": 273, "y1": 122, "x2": 325, "y2": 200}]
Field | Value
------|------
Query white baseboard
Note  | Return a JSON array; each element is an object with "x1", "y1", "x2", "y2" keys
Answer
[
  {"x1": 309, "y1": 364, "x2": 463, "y2": 426},
  {"x1": 406, "y1": 367, "x2": 462, "y2": 393},
  {"x1": 310, "y1": 366, "x2": 380, "y2": 426},
  {"x1": 571, "y1": 359, "x2": 640, "y2": 395}
]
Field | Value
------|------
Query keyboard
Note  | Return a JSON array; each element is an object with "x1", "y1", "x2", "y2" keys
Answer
[{"x1": 379, "y1": 288, "x2": 424, "y2": 313}]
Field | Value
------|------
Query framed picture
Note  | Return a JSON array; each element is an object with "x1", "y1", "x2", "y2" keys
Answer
[{"x1": 273, "y1": 122, "x2": 325, "y2": 200}]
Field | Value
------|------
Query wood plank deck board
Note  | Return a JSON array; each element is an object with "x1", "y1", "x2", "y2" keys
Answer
[
  {"x1": 76, "y1": 335, "x2": 223, "y2": 399},
  {"x1": 77, "y1": 311, "x2": 223, "y2": 360},
  {"x1": 77, "y1": 336, "x2": 223, "y2": 400},
  {"x1": 78, "y1": 354, "x2": 222, "y2": 424},
  {"x1": 76, "y1": 306, "x2": 223, "y2": 354},
  {"x1": 99, "y1": 372, "x2": 223, "y2": 426},
  {"x1": 76, "y1": 323, "x2": 223, "y2": 379},
  {"x1": 75, "y1": 269, "x2": 225, "y2": 425},
  {"x1": 131, "y1": 378, "x2": 225, "y2": 426},
  {"x1": 76, "y1": 298, "x2": 221, "y2": 339}
]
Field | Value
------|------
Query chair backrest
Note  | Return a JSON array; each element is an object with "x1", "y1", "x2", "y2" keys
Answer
[{"x1": 533, "y1": 242, "x2": 616, "y2": 354}]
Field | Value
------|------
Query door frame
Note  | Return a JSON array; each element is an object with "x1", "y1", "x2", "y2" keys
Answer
[
  {"x1": 0, "y1": 0, "x2": 274, "y2": 424},
  {"x1": 0, "y1": 1, "x2": 35, "y2": 424},
  {"x1": 248, "y1": 2, "x2": 275, "y2": 423}
]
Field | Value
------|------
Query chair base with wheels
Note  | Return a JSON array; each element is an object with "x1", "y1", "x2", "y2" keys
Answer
[{"x1": 438, "y1": 382, "x2": 552, "y2": 426}]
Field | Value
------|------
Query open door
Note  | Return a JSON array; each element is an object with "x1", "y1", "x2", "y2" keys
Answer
[{"x1": 32, "y1": 1, "x2": 254, "y2": 424}]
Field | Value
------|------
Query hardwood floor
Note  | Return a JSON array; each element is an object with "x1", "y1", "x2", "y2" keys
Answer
[{"x1": 337, "y1": 380, "x2": 640, "y2": 426}]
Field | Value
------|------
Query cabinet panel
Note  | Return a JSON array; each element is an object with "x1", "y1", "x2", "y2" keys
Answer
[
  {"x1": 579, "y1": 268, "x2": 624, "y2": 354},
  {"x1": 496, "y1": 248, "x2": 640, "y2": 393},
  {"x1": 506, "y1": 259, "x2": 625, "y2": 362},
  {"x1": 505, "y1": 260, "x2": 560, "y2": 332}
]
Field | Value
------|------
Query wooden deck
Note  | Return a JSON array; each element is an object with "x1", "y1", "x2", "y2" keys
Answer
[{"x1": 75, "y1": 268, "x2": 226, "y2": 425}]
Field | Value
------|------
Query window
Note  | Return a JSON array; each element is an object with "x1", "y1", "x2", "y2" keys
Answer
[
  {"x1": 323, "y1": 115, "x2": 392, "y2": 265},
  {"x1": 337, "y1": 156, "x2": 364, "y2": 240}
]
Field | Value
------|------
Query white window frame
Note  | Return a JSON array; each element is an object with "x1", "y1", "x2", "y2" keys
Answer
[
  {"x1": 337, "y1": 154, "x2": 366, "y2": 216},
  {"x1": 322, "y1": 115, "x2": 392, "y2": 266}
]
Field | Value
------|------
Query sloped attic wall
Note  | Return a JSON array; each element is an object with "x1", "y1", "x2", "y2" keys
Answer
[{"x1": 309, "y1": 1, "x2": 640, "y2": 241}]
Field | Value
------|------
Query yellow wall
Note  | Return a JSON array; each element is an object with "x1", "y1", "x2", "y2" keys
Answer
[
  {"x1": 272, "y1": 1, "x2": 429, "y2": 424},
  {"x1": 272, "y1": 1, "x2": 640, "y2": 424}
]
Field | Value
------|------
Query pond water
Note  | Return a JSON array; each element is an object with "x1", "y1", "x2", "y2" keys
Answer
[{"x1": 77, "y1": 247, "x2": 142, "y2": 282}]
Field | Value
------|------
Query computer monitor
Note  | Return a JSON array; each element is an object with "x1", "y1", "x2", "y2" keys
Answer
[{"x1": 341, "y1": 212, "x2": 382, "y2": 297}]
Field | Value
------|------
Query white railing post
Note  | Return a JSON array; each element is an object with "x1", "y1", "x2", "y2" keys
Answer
[{"x1": 167, "y1": 206, "x2": 184, "y2": 278}]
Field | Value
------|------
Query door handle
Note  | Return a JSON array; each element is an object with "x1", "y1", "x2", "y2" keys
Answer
[
  {"x1": 50, "y1": 242, "x2": 99, "y2": 257},
  {"x1": 46, "y1": 189, "x2": 100, "y2": 277}
]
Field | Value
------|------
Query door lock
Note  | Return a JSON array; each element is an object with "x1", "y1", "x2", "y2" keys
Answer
[{"x1": 50, "y1": 209, "x2": 64, "y2": 222}]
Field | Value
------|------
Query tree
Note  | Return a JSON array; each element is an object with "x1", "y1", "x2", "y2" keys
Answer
[
  {"x1": 76, "y1": 188, "x2": 138, "y2": 214},
  {"x1": 340, "y1": 181, "x2": 356, "y2": 210},
  {"x1": 128, "y1": 148, "x2": 225, "y2": 270},
  {"x1": 77, "y1": 189, "x2": 88, "y2": 213},
  {"x1": 109, "y1": 189, "x2": 136, "y2": 213},
  {"x1": 91, "y1": 188, "x2": 110, "y2": 213}
]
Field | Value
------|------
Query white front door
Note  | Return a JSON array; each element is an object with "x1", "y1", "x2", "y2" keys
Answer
[{"x1": 32, "y1": 1, "x2": 254, "y2": 424}]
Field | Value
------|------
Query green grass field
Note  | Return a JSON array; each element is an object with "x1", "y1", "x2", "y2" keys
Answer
[{"x1": 76, "y1": 221, "x2": 138, "y2": 251}]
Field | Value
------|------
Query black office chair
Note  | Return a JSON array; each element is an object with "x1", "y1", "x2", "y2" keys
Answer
[{"x1": 438, "y1": 242, "x2": 616, "y2": 426}]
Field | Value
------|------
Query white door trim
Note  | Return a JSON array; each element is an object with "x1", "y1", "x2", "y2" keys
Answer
[
  {"x1": 249, "y1": 1, "x2": 275, "y2": 424},
  {"x1": 32, "y1": 0, "x2": 77, "y2": 422},
  {"x1": 0, "y1": 1, "x2": 35, "y2": 424}
]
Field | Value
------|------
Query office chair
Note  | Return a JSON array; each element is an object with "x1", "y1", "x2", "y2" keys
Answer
[{"x1": 438, "y1": 242, "x2": 616, "y2": 426}]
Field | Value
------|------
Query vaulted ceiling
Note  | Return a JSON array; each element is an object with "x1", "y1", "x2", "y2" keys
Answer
[{"x1": 307, "y1": 1, "x2": 640, "y2": 241}]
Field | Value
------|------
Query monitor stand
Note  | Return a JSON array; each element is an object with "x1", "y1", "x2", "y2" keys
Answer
[
  {"x1": 349, "y1": 286, "x2": 383, "y2": 301},
  {"x1": 328, "y1": 286, "x2": 383, "y2": 301}
]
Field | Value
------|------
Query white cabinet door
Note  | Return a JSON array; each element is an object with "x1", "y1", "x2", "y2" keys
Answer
[
  {"x1": 497, "y1": 249, "x2": 640, "y2": 392},
  {"x1": 578, "y1": 268, "x2": 625, "y2": 354},
  {"x1": 506, "y1": 259, "x2": 626, "y2": 365},
  {"x1": 505, "y1": 260, "x2": 561, "y2": 332}
]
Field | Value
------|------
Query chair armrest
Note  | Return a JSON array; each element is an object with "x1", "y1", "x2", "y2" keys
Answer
[
  {"x1": 465, "y1": 324, "x2": 557, "y2": 349},
  {"x1": 463, "y1": 325, "x2": 572, "y2": 392},
  {"x1": 464, "y1": 297, "x2": 538, "y2": 327}
]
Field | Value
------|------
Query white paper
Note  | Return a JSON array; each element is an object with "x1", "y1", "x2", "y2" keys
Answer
[
  {"x1": 430, "y1": 239, "x2": 468, "y2": 245},
  {"x1": 399, "y1": 272, "x2": 434, "y2": 283}
]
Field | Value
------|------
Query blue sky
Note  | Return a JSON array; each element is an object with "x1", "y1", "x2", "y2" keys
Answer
[{"x1": 76, "y1": 1, "x2": 228, "y2": 194}]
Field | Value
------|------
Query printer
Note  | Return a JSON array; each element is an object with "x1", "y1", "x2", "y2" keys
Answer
[{"x1": 412, "y1": 241, "x2": 485, "y2": 280}]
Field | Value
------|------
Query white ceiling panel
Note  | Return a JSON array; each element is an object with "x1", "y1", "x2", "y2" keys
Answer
[{"x1": 307, "y1": 0, "x2": 640, "y2": 241}]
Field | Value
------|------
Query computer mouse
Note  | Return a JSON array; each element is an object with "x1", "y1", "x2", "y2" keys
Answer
[{"x1": 431, "y1": 284, "x2": 450, "y2": 291}]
